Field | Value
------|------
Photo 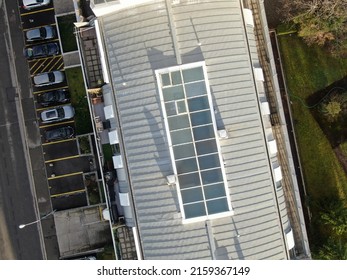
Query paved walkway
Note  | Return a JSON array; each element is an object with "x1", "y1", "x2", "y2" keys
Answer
[{"x1": 54, "y1": 0, "x2": 76, "y2": 15}]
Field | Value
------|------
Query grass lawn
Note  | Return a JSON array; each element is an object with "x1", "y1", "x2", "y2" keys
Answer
[
  {"x1": 65, "y1": 67, "x2": 93, "y2": 135},
  {"x1": 57, "y1": 14, "x2": 78, "y2": 53},
  {"x1": 278, "y1": 32, "x2": 347, "y2": 249}
]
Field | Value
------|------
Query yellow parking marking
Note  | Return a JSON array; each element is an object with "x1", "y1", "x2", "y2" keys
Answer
[
  {"x1": 56, "y1": 61, "x2": 65, "y2": 71},
  {"x1": 36, "y1": 103, "x2": 72, "y2": 112},
  {"x1": 39, "y1": 120, "x2": 74, "y2": 129},
  {"x1": 42, "y1": 137, "x2": 76, "y2": 146},
  {"x1": 34, "y1": 56, "x2": 62, "y2": 74},
  {"x1": 22, "y1": 23, "x2": 56, "y2": 32},
  {"x1": 45, "y1": 154, "x2": 80, "y2": 164},
  {"x1": 29, "y1": 58, "x2": 47, "y2": 71},
  {"x1": 50, "y1": 189, "x2": 86, "y2": 198},
  {"x1": 33, "y1": 86, "x2": 68, "y2": 95},
  {"x1": 45, "y1": 56, "x2": 63, "y2": 73},
  {"x1": 47, "y1": 171, "x2": 83, "y2": 181},
  {"x1": 20, "y1": 7, "x2": 54, "y2": 16}
]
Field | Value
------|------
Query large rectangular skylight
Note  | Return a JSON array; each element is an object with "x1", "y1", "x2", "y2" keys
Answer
[{"x1": 156, "y1": 62, "x2": 233, "y2": 223}]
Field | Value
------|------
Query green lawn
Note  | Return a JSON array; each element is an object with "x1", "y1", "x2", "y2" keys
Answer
[
  {"x1": 57, "y1": 14, "x2": 78, "y2": 53},
  {"x1": 65, "y1": 67, "x2": 93, "y2": 135},
  {"x1": 278, "y1": 33, "x2": 347, "y2": 249}
]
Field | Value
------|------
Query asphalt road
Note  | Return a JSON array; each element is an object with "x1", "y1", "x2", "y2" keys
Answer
[{"x1": 0, "y1": 0, "x2": 44, "y2": 260}]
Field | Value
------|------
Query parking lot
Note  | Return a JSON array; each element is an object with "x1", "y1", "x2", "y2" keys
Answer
[{"x1": 18, "y1": 0, "x2": 95, "y2": 211}]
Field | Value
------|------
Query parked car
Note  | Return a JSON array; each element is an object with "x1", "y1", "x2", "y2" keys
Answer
[
  {"x1": 24, "y1": 43, "x2": 59, "y2": 59},
  {"x1": 25, "y1": 25, "x2": 56, "y2": 42},
  {"x1": 44, "y1": 126, "x2": 74, "y2": 142},
  {"x1": 37, "y1": 89, "x2": 70, "y2": 107},
  {"x1": 40, "y1": 105, "x2": 75, "y2": 123},
  {"x1": 33, "y1": 71, "x2": 65, "y2": 87},
  {"x1": 22, "y1": 0, "x2": 51, "y2": 10}
]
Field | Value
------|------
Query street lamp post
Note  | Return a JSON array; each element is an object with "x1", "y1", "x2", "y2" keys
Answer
[{"x1": 18, "y1": 210, "x2": 56, "y2": 229}]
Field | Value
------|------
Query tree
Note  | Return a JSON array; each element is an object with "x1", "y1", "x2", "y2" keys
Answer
[
  {"x1": 319, "y1": 197, "x2": 347, "y2": 236},
  {"x1": 317, "y1": 237, "x2": 347, "y2": 260},
  {"x1": 320, "y1": 93, "x2": 347, "y2": 122},
  {"x1": 280, "y1": 0, "x2": 347, "y2": 55}
]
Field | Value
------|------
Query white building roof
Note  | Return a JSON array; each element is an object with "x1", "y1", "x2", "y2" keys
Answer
[{"x1": 96, "y1": 0, "x2": 290, "y2": 259}]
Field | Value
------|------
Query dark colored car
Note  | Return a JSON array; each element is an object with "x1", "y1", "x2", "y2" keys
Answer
[
  {"x1": 37, "y1": 89, "x2": 69, "y2": 107},
  {"x1": 24, "y1": 43, "x2": 59, "y2": 59},
  {"x1": 25, "y1": 25, "x2": 56, "y2": 42},
  {"x1": 44, "y1": 126, "x2": 74, "y2": 142}
]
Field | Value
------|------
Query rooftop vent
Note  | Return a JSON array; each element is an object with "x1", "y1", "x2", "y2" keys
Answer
[
  {"x1": 273, "y1": 164, "x2": 283, "y2": 182},
  {"x1": 243, "y1": 9, "x2": 254, "y2": 28},
  {"x1": 218, "y1": 129, "x2": 228, "y2": 139},
  {"x1": 166, "y1": 175, "x2": 176, "y2": 185}
]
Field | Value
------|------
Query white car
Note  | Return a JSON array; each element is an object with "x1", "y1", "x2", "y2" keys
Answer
[
  {"x1": 22, "y1": 0, "x2": 51, "y2": 10},
  {"x1": 25, "y1": 26, "x2": 56, "y2": 42},
  {"x1": 40, "y1": 105, "x2": 75, "y2": 123},
  {"x1": 33, "y1": 71, "x2": 65, "y2": 87}
]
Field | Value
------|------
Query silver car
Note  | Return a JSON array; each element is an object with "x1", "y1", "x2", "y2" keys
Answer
[
  {"x1": 25, "y1": 26, "x2": 56, "y2": 42},
  {"x1": 22, "y1": 0, "x2": 51, "y2": 10},
  {"x1": 33, "y1": 71, "x2": 65, "y2": 87},
  {"x1": 41, "y1": 105, "x2": 75, "y2": 123}
]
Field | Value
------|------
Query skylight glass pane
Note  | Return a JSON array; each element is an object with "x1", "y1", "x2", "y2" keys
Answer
[
  {"x1": 198, "y1": 154, "x2": 220, "y2": 170},
  {"x1": 176, "y1": 158, "x2": 198, "y2": 174},
  {"x1": 201, "y1": 168, "x2": 223, "y2": 185},
  {"x1": 190, "y1": 110, "x2": 212, "y2": 127},
  {"x1": 206, "y1": 198, "x2": 229, "y2": 215},
  {"x1": 195, "y1": 139, "x2": 218, "y2": 155},
  {"x1": 173, "y1": 143, "x2": 195, "y2": 160},
  {"x1": 185, "y1": 81, "x2": 207, "y2": 98},
  {"x1": 165, "y1": 102, "x2": 176, "y2": 116},
  {"x1": 181, "y1": 187, "x2": 203, "y2": 204},
  {"x1": 171, "y1": 71, "x2": 182, "y2": 85},
  {"x1": 182, "y1": 67, "x2": 204, "y2": 83},
  {"x1": 193, "y1": 125, "x2": 215, "y2": 141},
  {"x1": 178, "y1": 172, "x2": 201, "y2": 189},
  {"x1": 183, "y1": 202, "x2": 206, "y2": 219},
  {"x1": 170, "y1": 129, "x2": 192, "y2": 145},
  {"x1": 162, "y1": 85, "x2": 184, "y2": 102},
  {"x1": 188, "y1": 96, "x2": 209, "y2": 112},
  {"x1": 168, "y1": 115, "x2": 190, "y2": 130},
  {"x1": 203, "y1": 183, "x2": 226, "y2": 199},
  {"x1": 176, "y1": 100, "x2": 187, "y2": 114},
  {"x1": 161, "y1": 73, "x2": 170, "y2": 86}
]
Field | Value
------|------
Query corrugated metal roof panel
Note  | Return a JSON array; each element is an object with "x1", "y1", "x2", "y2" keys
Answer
[{"x1": 100, "y1": 0, "x2": 289, "y2": 259}]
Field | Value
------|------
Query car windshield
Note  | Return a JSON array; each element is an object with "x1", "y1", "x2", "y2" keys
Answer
[
  {"x1": 48, "y1": 72, "x2": 55, "y2": 82},
  {"x1": 46, "y1": 110, "x2": 57, "y2": 119},
  {"x1": 57, "y1": 108, "x2": 65, "y2": 118},
  {"x1": 43, "y1": 92, "x2": 54, "y2": 102},
  {"x1": 40, "y1": 27, "x2": 47, "y2": 38}
]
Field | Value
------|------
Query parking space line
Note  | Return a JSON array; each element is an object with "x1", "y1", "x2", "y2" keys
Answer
[
  {"x1": 50, "y1": 189, "x2": 86, "y2": 198},
  {"x1": 20, "y1": 7, "x2": 55, "y2": 17},
  {"x1": 36, "y1": 103, "x2": 72, "y2": 112},
  {"x1": 42, "y1": 138, "x2": 76, "y2": 146},
  {"x1": 40, "y1": 57, "x2": 59, "y2": 73},
  {"x1": 30, "y1": 57, "x2": 50, "y2": 71},
  {"x1": 46, "y1": 56, "x2": 63, "y2": 72},
  {"x1": 45, "y1": 155, "x2": 80, "y2": 164},
  {"x1": 47, "y1": 171, "x2": 83, "y2": 181},
  {"x1": 56, "y1": 61, "x2": 65, "y2": 71},
  {"x1": 22, "y1": 23, "x2": 56, "y2": 32},
  {"x1": 33, "y1": 86, "x2": 68, "y2": 95},
  {"x1": 39, "y1": 120, "x2": 75, "y2": 129}
]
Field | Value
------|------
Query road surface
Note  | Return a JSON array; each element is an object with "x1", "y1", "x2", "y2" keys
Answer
[{"x1": 0, "y1": 0, "x2": 43, "y2": 260}]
